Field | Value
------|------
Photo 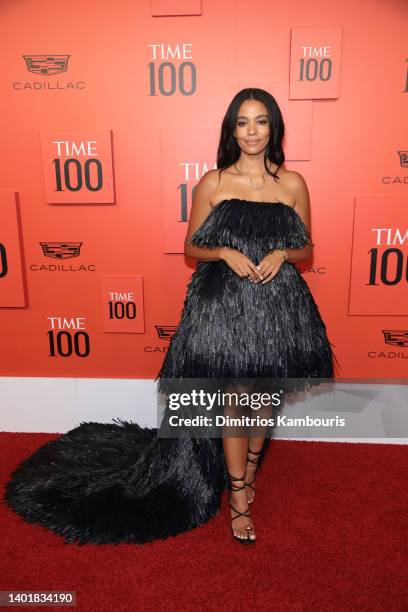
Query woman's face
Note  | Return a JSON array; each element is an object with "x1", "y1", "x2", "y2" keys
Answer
[{"x1": 233, "y1": 99, "x2": 270, "y2": 155}]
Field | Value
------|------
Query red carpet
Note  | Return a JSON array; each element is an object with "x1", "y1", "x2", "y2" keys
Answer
[{"x1": 1, "y1": 432, "x2": 407, "y2": 611}]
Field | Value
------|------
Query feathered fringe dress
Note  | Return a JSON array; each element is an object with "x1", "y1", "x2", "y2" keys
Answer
[{"x1": 2, "y1": 198, "x2": 339, "y2": 545}]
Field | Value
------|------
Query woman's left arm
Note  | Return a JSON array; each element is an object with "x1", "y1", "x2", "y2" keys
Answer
[
  {"x1": 255, "y1": 172, "x2": 313, "y2": 284},
  {"x1": 282, "y1": 171, "x2": 313, "y2": 264}
]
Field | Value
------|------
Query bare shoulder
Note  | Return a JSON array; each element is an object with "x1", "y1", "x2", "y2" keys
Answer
[
  {"x1": 283, "y1": 170, "x2": 309, "y2": 193},
  {"x1": 196, "y1": 168, "x2": 220, "y2": 192},
  {"x1": 191, "y1": 169, "x2": 222, "y2": 210},
  {"x1": 281, "y1": 170, "x2": 310, "y2": 209}
]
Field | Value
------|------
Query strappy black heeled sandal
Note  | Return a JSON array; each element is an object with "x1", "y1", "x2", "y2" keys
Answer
[
  {"x1": 228, "y1": 472, "x2": 256, "y2": 545},
  {"x1": 245, "y1": 447, "x2": 262, "y2": 504}
]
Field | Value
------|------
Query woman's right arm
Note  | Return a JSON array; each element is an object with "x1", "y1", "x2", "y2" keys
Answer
[{"x1": 183, "y1": 170, "x2": 226, "y2": 262}]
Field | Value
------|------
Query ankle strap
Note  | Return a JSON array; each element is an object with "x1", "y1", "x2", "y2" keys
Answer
[
  {"x1": 247, "y1": 448, "x2": 262, "y2": 465},
  {"x1": 227, "y1": 472, "x2": 246, "y2": 492},
  {"x1": 230, "y1": 502, "x2": 251, "y2": 522}
]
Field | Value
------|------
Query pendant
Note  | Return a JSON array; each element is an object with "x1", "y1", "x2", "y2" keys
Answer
[{"x1": 250, "y1": 176, "x2": 265, "y2": 190}]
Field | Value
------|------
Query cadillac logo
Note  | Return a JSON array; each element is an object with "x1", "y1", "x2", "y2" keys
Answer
[
  {"x1": 155, "y1": 325, "x2": 177, "y2": 341},
  {"x1": 397, "y1": 151, "x2": 408, "y2": 168},
  {"x1": 39, "y1": 241, "x2": 83, "y2": 259},
  {"x1": 23, "y1": 55, "x2": 70, "y2": 75},
  {"x1": 382, "y1": 330, "x2": 408, "y2": 347}
]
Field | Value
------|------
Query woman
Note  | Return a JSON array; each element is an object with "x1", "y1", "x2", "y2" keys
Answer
[{"x1": 3, "y1": 88, "x2": 338, "y2": 546}]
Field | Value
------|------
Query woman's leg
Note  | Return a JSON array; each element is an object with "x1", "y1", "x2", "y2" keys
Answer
[
  {"x1": 244, "y1": 434, "x2": 265, "y2": 504},
  {"x1": 222, "y1": 436, "x2": 256, "y2": 541},
  {"x1": 222, "y1": 383, "x2": 256, "y2": 541},
  {"x1": 244, "y1": 389, "x2": 273, "y2": 503}
]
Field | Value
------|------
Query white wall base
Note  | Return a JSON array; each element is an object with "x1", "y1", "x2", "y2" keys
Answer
[{"x1": 0, "y1": 376, "x2": 407, "y2": 444}]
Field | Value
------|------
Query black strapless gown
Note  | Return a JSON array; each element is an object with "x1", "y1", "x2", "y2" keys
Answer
[{"x1": 2, "y1": 199, "x2": 339, "y2": 545}]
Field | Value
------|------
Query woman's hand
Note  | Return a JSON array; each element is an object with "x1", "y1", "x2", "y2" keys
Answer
[
  {"x1": 220, "y1": 247, "x2": 264, "y2": 282},
  {"x1": 254, "y1": 250, "x2": 285, "y2": 284}
]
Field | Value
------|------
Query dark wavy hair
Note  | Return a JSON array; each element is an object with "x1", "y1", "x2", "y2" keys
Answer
[{"x1": 216, "y1": 88, "x2": 285, "y2": 183}]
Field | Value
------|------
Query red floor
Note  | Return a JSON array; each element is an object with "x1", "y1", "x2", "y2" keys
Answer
[{"x1": 1, "y1": 432, "x2": 407, "y2": 611}]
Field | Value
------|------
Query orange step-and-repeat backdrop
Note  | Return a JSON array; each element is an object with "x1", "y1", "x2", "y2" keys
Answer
[{"x1": 0, "y1": 0, "x2": 407, "y2": 380}]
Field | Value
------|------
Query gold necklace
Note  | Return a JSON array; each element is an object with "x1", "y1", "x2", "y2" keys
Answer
[{"x1": 234, "y1": 162, "x2": 267, "y2": 190}]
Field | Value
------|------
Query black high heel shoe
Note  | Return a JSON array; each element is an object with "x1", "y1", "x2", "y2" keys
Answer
[
  {"x1": 228, "y1": 472, "x2": 256, "y2": 545},
  {"x1": 245, "y1": 447, "x2": 262, "y2": 504}
]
